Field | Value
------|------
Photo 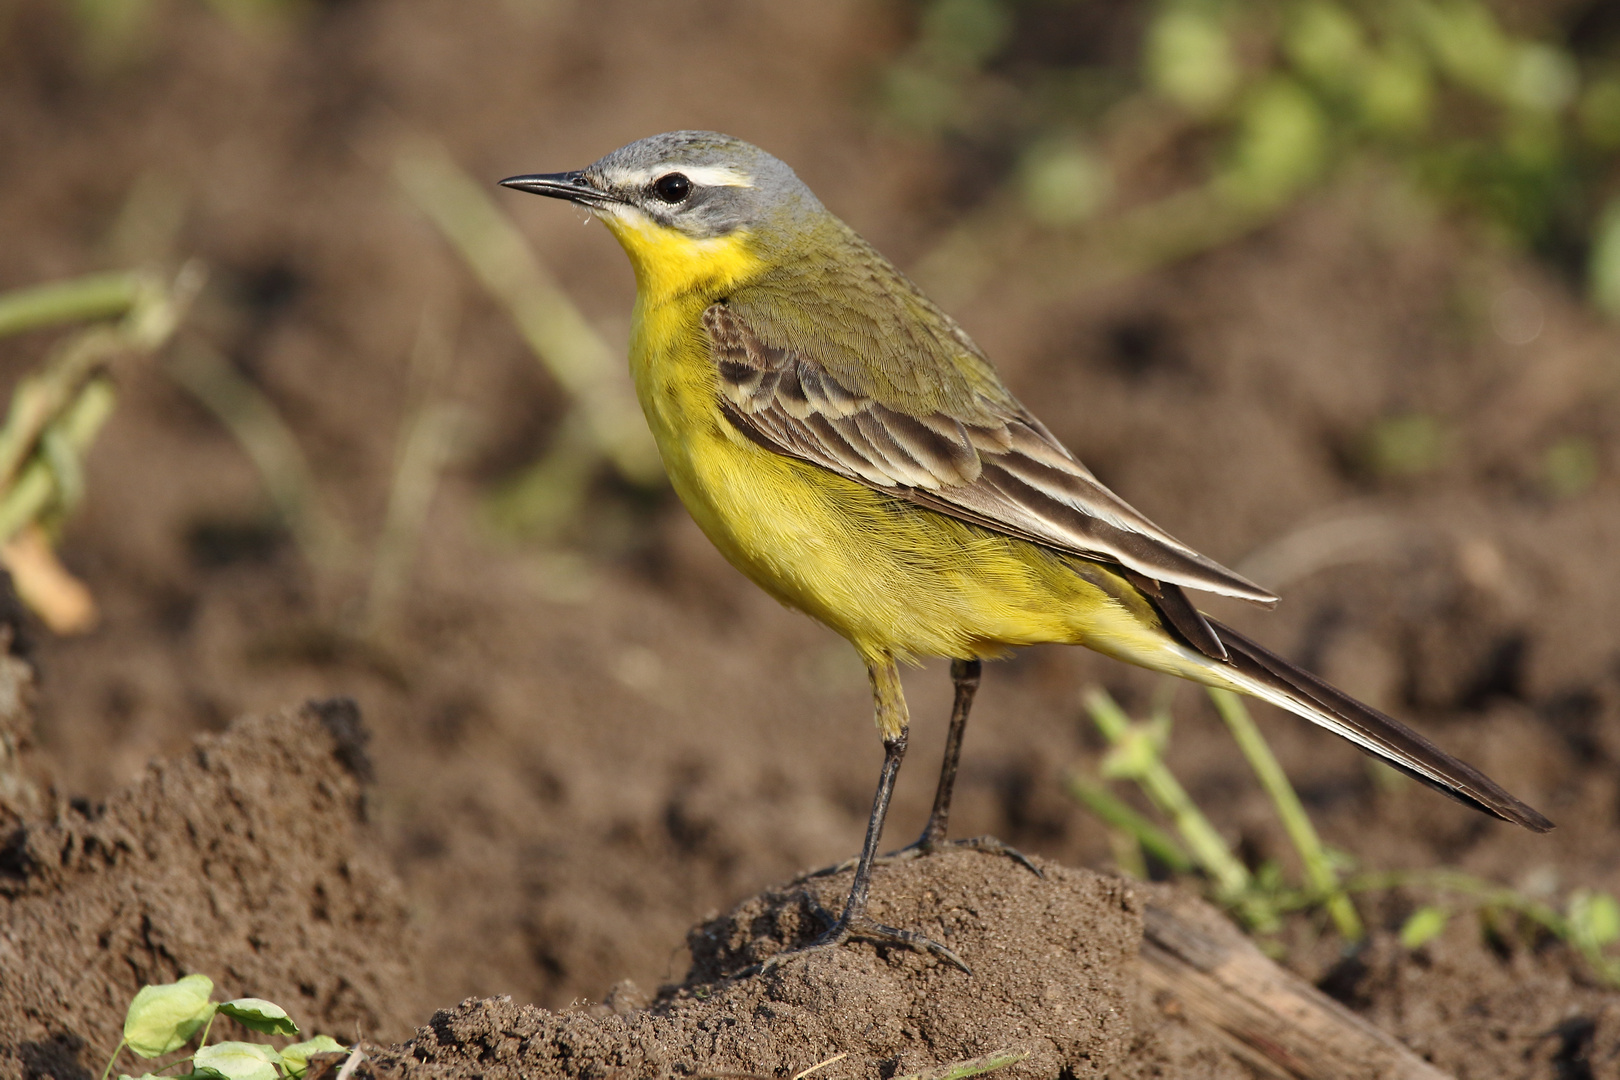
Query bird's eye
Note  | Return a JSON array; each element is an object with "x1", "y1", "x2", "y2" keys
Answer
[{"x1": 652, "y1": 173, "x2": 692, "y2": 203}]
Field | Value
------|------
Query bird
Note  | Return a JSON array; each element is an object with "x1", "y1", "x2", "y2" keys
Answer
[{"x1": 500, "y1": 131, "x2": 1552, "y2": 970}]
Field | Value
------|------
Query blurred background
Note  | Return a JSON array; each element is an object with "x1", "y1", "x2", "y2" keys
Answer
[{"x1": 3, "y1": 0, "x2": 1620, "y2": 1038}]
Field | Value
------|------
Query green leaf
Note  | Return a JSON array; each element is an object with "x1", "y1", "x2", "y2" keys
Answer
[
  {"x1": 894, "y1": 1048, "x2": 1028, "y2": 1080},
  {"x1": 1358, "y1": 46, "x2": 1432, "y2": 135},
  {"x1": 1569, "y1": 890, "x2": 1620, "y2": 949},
  {"x1": 280, "y1": 1036, "x2": 347, "y2": 1078},
  {"x1": 1147, "y1": 7, "x2": 1239, "y2": 114},
  {"x1": 1100, "y1": 725, "x2": 1161, "y2": 780},
  {"x1": 1360, "y1": 413, "x2": 1447, "y2": 478},
  {"x1": 1578, "y1": 75, "x2": 1620, "y2": 149},
  {"x1": 1284, "y1": 1, "x2": 1366, "y2": 89},
  {"x1": 1506, "y1": 42, "x2": 1576, "y2": 115},
  {"x1": 1400, "y1": 905, "x2": 1449, "y2": 949},
  {"x1": 1219, "y1": 77, "x2": 1330, "y2": 209},
  {"x1": 1017, "y1": 137, "x2": 1109, "y2": 226},
  {"x1": 216, "y1": 998, "x2": 299, "y2": 1036},
  {"x1": 1590, "y1": 197, "x2": 1620, "y2": 318},
  {"x1": 919, "y1": 0, "x2": 1012, "y2": 70},
  {"x1": 192, "y1": 1041, "x2": 282, "y2": 1080},
  {"x1": 1413, "y1": 0, "x2": 1512, "y2": 98},
  {"x1": 123, "y1": 974, "x2": 216, "y2": 1058},
  {"x1": 1541, "y1": 437, "x2": 1598, "y2": 499},
  {"x1": 1253, "y1": 860, "x2": 1284, "y2": 893}
]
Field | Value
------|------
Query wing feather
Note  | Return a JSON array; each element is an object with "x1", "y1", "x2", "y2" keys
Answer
[{"x1": 701, "y1": 302, "x2": 1277, "y2": 608}]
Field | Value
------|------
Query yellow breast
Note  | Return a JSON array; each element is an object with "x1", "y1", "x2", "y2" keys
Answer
[{"x1": 599, "y1": 213, "x2": 1170, "y2": 667}]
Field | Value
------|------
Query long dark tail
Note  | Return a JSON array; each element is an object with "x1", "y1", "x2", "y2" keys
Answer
[{"x1": 1208, "y1": 618, "x2": 1554, "y2": 833}]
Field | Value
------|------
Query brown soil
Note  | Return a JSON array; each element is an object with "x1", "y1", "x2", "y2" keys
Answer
[
  {"x1": 380, "y1": 854, "x2": 1141, "y2": 1080},
  {"x1": 1, "y1": 693, "x2": 418, "y2": 1078},
  {"x1": 1, "y1": 1, "x2": 1619, "y2": 1078}
]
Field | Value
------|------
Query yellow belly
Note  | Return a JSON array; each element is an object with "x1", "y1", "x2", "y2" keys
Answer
[{"x1": 628, "y1": 293, "x2": 1180, "y2": 668}]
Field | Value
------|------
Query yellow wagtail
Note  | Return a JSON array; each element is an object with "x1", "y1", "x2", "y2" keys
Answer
[{"x1": 501, "y1": 131, "x2": 1552, "y2": 969}]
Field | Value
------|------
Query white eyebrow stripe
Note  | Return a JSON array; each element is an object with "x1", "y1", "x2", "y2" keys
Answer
[{"x1": 670, "y1": 164, "x2": 754, "y2": 188}]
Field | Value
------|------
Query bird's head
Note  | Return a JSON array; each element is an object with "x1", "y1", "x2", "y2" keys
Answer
[{"x1": 501, "y1": 131, "x2": 822, "y2": 298}]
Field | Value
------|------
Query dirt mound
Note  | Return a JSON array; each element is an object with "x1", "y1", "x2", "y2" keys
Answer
[
  {"x1": 376, "y1": 853, "x2": 1141, "y2": 1080},
  {"x1": 0, "y1": 696, "x2": 422, "y2": 1078},
  {"x1": 4, "y1": 681, "x2": 1613, "y2": 1080}
]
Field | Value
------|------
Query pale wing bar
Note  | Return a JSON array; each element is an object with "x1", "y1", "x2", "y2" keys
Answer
[{"x1": 705, "y1": 303, "x2": 1277, "y2": 608}]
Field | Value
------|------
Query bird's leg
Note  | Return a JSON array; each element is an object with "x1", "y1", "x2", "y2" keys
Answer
[
  {"x1": 917, "y1": 657, "x2": 980, "y2": 847},
  {"x1": 894, "y1": 658, "x2": 1041, "y2": 876},
  {"x1": 797, "y1": 658, "x2": 1040, "y2": 883},
  {"x1": 767, "y1": 657, "x2": 968, "y2": 973},
  {"x1": 829, "y1": 727, "x2": 907, "y2": 933}
]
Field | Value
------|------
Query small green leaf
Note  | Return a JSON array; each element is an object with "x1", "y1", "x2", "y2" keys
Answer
[
  {"x1": 1284, "y1": 1, "x2": 1366, "y2": 88},
  {"x1": 193, "y1": 1041, "x2": 282, "y2": 1080},
  {"x1": 1219, "y1": 77, "x2": 1330, "y2": 209},
  {"x1": 1147, "y1": 7, "x2": 1239, "y2": 114},
  {"x1": 1578, "y1": 75, "x2": 1620, "y2": 149},
  {"x1": 123, "y1": 974, "x2": 216, "y2": 1058},
  {"x1": 1590, "y1": 198, "x2": 1620, "y2": 318},
  {"x1": 280, "y1": 1036, "x2": 346, "y2": 1078},
  {"x1": 1100, "y1": 726, "x2": 1161, "y2": 780},
  {"x1": 217, "y1": 998, "x2": 299, "y2": 1036},
  {"x1": 1569, "y1": 889, "x2": 1620, "y2": 949},
  {"x1": 1400, "y1": 905, "x2": 1449, "y2": 949},
  {"x1": 1253, "y1": 860, "x2": 1284, "y2": 892},
  {"x1": 1017, "y1": 137, "x2": 1109, "y2": 226},
  {"x1": 1541, "y1": 437, "x2": 1598, "y2": 499},
  {"x1": 894, "y1": 1048, "x2": 1029, "y2": 1080},
  {"x1": 919, "y1": 0, "x2": 1012, "y2": 70},
  {"x1": 1360, "y1": 413, "x2": 1447, "y2": 478},
  {"x1": 1357, "y1": 46, "x2": 1432, "y2": 135},
  {"x1": 1506, "y1": 42, "x2": 1576, "y2": 115}
]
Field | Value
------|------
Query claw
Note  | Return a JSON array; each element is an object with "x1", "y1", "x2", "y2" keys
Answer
[
  {"x1": 797, "y1": 834, "x2": 1042, "y2": 883},
  {"x1": 908, "y1": 834, "x2": 1044, "y2": 878},
  {"x1": 762, "y1": 911, "x2": 971, "y2": 975}
]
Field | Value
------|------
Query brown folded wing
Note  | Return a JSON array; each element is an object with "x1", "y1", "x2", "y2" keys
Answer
[{"x1": 704, "y1": 302, "x2": 1277, "y2": 657}]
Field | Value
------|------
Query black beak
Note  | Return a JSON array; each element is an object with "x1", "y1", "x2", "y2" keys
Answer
[{"x1": 497, "y1": 170, "x2": 613, "y2": 204}]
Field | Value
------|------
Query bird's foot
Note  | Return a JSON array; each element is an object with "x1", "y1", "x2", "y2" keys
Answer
[
  {"x1": 759, "y1": 898, "x2": 970, "y2": 975},
  {"x1": 795, "y1": 833, "x2": 1042, "y2": 882},
  {"x1": 890, "y1": 833, "x2": 1044, "y2": 878}
]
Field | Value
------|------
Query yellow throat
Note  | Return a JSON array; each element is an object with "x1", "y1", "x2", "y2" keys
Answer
[{"x1": 598, "y1": 210, "x2": 765, "y2": 306}]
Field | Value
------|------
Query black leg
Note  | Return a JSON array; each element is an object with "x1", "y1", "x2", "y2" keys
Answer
[
  {"x1": 903, "y1": 658, "x2": 1041, "y2": 876},
  {"x1": 837, "y1": 729, "x2": 908, "y2": 927},
  {"x1": 796, "y1": 657, "x2": 1041, "y2": 882},
  {"x1": 785, "y1": 727, "x2": 969, "y2": 972},
  {"x1": 764, "y1": 657, "x2": 969, "y2": 973},
  {"x1": 917, "y1": 658, "x2": 981, "y2": 847}
]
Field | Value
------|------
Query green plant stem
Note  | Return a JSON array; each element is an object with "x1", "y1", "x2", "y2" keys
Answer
[
  {"x1": 99, "y1": 1037, "x2": 127, "y2": 1080},
  {"x1": 0, "y1": 378, "x2": 117, "y2": 544},
  {"x1": 0, "y1": 264, "x2": 198, "y2": 500},
  {"x1": 1083, "y1": 687, "x2": 1250, "y2": 900},
  {"x1": 0, "y1": 328, "x2": 117, "y2": 493},
  {"x1": 1064, "y1": 771, "x2": 1194, "y2": 874},
  {"x1": 1209, "y1": 687, "x2": 1364, "y2": 940},
  {"x1": 148, "y1": 1055, "x2": 202, "y2": 1076},
  {"x1": 0, "y1": 271, "x2": 142, "y2": 339}
]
